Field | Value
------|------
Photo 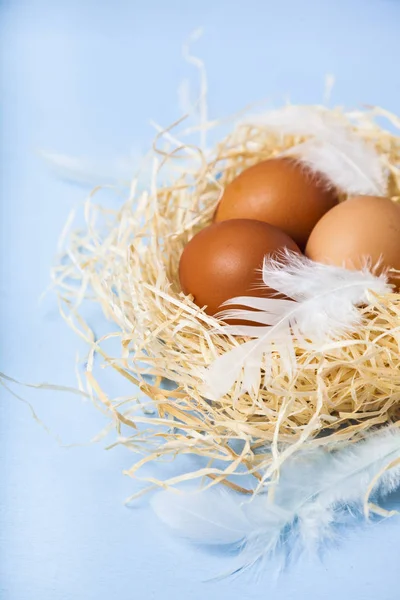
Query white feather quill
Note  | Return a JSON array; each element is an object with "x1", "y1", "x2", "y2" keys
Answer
[
  {"x1": 242, "y1": 105, "x2": 387, "y2": 196},
  {"x1": 151, "y1": 426, "x2": 400, "y2": 574},
  {"x1": 204, "y1": 252, "x2": 390, "y2": 400}
]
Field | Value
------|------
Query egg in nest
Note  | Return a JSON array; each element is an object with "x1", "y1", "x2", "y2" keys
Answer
[
  {"x1": 179, "y1": 219, "x2": 301, "y2": 319},
  {"x1": 215, "y1": 157, "x2": 339, "y2": 248},
  {"x1": 306, "y1": 195, "x2": 400, "y2": 289}
]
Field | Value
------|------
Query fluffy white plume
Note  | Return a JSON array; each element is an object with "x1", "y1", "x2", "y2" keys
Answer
[
  {"x1": 242, "y1": 105, "x2": 387, "y2": 196},
  {"x1": 285, "y1": 135, "x2": 386, "y2": 196},
  {"x1": 204, "y1": 251, "x2": 390, "y2": 400},
  {"x1": 151, "y1": 426, "x2": 400, "y2": 574}
]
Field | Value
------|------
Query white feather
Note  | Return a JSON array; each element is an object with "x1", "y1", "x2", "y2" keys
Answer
[
  {"x1": 285, "y1": 135, "x2": 386, "y2": 196},
  {"x1": 204, "y1": 251, "x2": 390, "y2": 400},
  {"x1": 151, "y1": 487, "x2": 252, "y2": 545},
  {"x1": 242, "y1": 105, "x2": 340, "y2": 137},
  {"x1": 151, "y1": 427, "x2": 400, "y2": 573},
  {"x1": 241, "y1": 105, "x2": 387, "y2": 195},
  {"x1": 39, "y1": 150, "x2": 179, "y2": 188},
  {"x1": 39, "y1": 151, "x2": 141, "y2": 187}
]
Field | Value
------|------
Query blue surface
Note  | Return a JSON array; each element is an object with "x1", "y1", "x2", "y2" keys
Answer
[{"x1": 1, "y1": 1, "x2": 400, "y2": 598}]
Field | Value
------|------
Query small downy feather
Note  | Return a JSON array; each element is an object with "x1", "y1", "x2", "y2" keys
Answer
[
  {"x1": 204, "y1": 251, "x2": 390, "y2": 400},
  {"x1": 39, "y1": 150, "x2": 180, "y2": 189},
  {"x1": 242, "y1": 105, "x2": 387, "y2": 196},
  {"x1": 39, "y1": 151, "x2": 140, "y2": 188},
  {"x1": 151, "y1": 426, "x2": 400, "y2": 575}
]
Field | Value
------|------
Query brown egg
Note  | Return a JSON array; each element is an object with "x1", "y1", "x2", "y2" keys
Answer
[
  {"x1": 215, "y1": 157, "x2": 339, "y2": 248},
  {"x1": 179, "y1": 219, "x2": 301, "y2": 318},
  {"x1": 305, "y1": 195, "x2": 400, "y2": 288}
]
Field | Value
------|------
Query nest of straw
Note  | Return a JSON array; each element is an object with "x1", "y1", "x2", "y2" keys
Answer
[{"x1": 56, "y1": 105, "x2": 400, "y2": 495}]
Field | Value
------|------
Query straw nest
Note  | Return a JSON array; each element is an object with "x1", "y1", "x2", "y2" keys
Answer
[{"x1": 55, "y1": 104, "x2": 400, "y2": 496}]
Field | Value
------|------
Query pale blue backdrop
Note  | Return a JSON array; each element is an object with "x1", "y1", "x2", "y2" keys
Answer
[{"x1": 1, "y1": 1, "x2": 400, "y2": 599}]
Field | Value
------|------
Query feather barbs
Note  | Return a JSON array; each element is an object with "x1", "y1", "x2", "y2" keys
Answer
[{"x1": 204, "y1": 252, "x2": 391, "y2": 400}]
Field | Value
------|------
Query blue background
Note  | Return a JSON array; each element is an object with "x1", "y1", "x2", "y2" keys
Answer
[{"x1": 1, "y1": 1, "x2": 400, "y2": 598}]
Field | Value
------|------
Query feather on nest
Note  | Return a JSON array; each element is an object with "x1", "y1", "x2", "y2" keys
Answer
[{"x1": 204, "y1": 252, "x2": 391, "y2": 400}]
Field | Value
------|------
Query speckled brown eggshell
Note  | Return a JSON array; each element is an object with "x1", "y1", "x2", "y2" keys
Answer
[
  {"x1": 305, "y1": 195, "x2": 400, "y2": 289},
  {"x1": 214, "y1": 157, "x2": 339, "y2": 249},
  {"x1": 179, "y1": 218, "x2": 301, "y2": 319}
]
